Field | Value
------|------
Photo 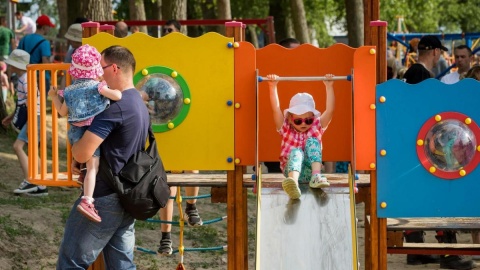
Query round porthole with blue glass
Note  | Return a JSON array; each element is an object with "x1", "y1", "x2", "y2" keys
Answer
[{"x1": 134, "y1": 66, "x2": 191, "y2": 132}]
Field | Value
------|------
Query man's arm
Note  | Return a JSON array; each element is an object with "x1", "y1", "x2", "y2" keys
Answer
[
  {"x1": 9, "y1": 31, "x2": 16, "y2": 50},
  {"x1": 41, "y1": 56, "x2": 50, "y2": 64},
  {"x1": 72, "y1": 130, "x2": 104, "y2": 163}
]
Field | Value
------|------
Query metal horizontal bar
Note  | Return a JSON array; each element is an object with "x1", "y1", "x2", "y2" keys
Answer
[{"x1": 258, "y1": 75, "x2": 351, "y2": 82}]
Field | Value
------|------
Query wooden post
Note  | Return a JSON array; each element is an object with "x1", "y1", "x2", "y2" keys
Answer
[
  {"x1": 225, "y1": 21, "x2": 244, "y2": 42},
  {"x1": 81, "y1": 22, "x2": 100, "y2": 38},
  {"x1": 373, "y1": 28, "x2": 387, "y2": 270},
  {"x1": 363, "y1": 0, "x2": 379, "y2": 46},
  {"x1": 369, "y1": 170, "x2": 379, "y2": 270},
  {"x1": 99, "y1": 25, "x2": 115, "y2": 35},
  {"x1": 225, "y1": 20, "x2": 246, "y2": 270}
]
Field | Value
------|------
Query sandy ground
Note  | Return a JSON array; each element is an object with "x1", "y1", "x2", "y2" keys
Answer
[{"x1": 0, "y1": 125, "x2": 478, "y2": 269}]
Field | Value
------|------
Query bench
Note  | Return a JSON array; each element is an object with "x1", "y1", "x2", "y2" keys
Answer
[{"x1": 384, "y1": 218, "x2": 480, "y2": 255}]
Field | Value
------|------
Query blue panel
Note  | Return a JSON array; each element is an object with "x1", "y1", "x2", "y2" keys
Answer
[{"x1": 376, "y1": 78, "x2": 480, "y2": 218}]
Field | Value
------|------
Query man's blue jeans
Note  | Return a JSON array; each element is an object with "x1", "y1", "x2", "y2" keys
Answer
[{"x1": 57, "y1": 193, "x2": 136, "y2": 269}]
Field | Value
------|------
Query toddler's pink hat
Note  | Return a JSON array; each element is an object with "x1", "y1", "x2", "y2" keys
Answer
[
  {"x1": 69, "y1": 44, "x2": 103, "y2": 79},
  {"x1": 0, "y1": 61, "x2": 6, "y2": 72}
]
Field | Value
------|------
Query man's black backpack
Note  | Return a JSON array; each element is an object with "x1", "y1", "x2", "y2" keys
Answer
[{"x1": 99, "y1": 127, "x2": 170, "y2": 220}]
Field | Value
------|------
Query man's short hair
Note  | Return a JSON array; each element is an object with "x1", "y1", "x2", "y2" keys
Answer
[
  {"x1": 455, "y1": 44, "x2": 472, "y2": 56},
  {"x1": 102, "y1": 46, "x2": 136, "y2": 74},
  {"x1": 165, "y1": 19, "x2": 181, "y2": 31},
  {"x1": 114, "y1": 21, "x2": 129, "y2": 38},
  {"x1": 278, "y1": 38, "x2": 300, "y2": 48}
]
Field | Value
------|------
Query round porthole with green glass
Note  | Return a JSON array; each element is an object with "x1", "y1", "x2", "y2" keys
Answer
[{"x1": 134, "y1": 66, "x2": 191, "y2": 133}]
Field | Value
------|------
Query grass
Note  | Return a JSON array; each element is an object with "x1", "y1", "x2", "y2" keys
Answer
[{"x1": 0, "y1": 215, "x2": 36, "y2": 239}]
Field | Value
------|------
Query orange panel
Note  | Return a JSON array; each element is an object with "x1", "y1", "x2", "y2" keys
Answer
[
  {"x1": 256, "y1": 44, "x2": 356, "y2": 162},
  {"x1": 354, "y1": 47, "x2": 377, "y2": 170},
  {"x1": 234, "y1": 42, "x2": 257, "y2": 165}
]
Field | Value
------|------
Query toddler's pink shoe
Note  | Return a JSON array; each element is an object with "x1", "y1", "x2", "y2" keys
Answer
[{"x1": 77, "y1": 197, "x2": 101, "y2": 223}]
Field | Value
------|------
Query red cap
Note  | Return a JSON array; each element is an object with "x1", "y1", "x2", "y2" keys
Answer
[{"x1": 36, "y1": 15, "x2": 55, "y2": 27}]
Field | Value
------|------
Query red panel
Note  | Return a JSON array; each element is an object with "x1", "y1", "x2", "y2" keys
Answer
[
  {"x1": 234, "y1": 42, "x2": 257, "y2": 165},
  {"x1": 256, "y1": 43, "x2": 356, "y2": 162},
  {"x1": 354, "y1": 47, "x2": 377, "y2": 170}
]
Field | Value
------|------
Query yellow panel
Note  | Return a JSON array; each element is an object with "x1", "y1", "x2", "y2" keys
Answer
[{"x1": 85, "y1": 32, "x2": 235, "y2": 170}]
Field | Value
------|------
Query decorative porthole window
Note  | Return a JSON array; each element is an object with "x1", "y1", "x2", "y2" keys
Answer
[
  {"x1": 134, "y1": 66, "x2": 191, "y2": 133},
  {"x1": 416, "y1": 112, "x2": 480, "y2": 179}
]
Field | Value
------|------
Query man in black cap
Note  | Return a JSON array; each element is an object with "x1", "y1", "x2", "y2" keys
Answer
[
  {"x1": 402, "y1": 35, "x2": 474, "y2": 270},
  {"x1": 404, "y1": 35, "x2": 448, "y2": 84}
]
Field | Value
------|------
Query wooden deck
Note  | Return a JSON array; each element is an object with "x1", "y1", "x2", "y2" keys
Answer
[{"x1": 165, "y1": 172, "x2": 371, "y2": 187}]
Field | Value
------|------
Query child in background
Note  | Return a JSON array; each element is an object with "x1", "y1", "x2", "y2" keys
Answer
[
  {"x1": 267, "y1": 74, "x2": 335, "y2": 199},
  {"x1": 0, "y1": 61, "x2": 9, "y2": 102},
  {"x1": 49, "y1": 44, "x2": 122, "y2": 222},
  {"x1": 2, "y1": 50, "x2": 48, "y2": 196},
  {"x1": 464, "y1": 65, "x2": 480, "y2": 81}
]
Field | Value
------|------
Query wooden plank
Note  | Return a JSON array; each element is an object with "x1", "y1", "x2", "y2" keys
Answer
[
  {"x1": 386, "y1": 218, "x2": 480, "y2": 231},
  {"x1": 165, "y1": 173, "x2": 370, "y2": 187},
  {"x1": 403, "y1": 243, "x2": 480, "y2": 249},
  {"x1": 387, "y1": 231, "x2": 404, "y2": 247},
  {"x1": 388, "y1": 243, "x2": 480, "y2": 256}
]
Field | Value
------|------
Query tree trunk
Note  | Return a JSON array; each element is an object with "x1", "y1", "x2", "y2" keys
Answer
[
  {"x1": 162, "y1": 0, "x2": 187, "y2": 35},
  {"x1": 216, "y1": 0, "x2": 231, "y2": 35},
  {"x1": 200, "y1": 0, "x2": 216, "y2": 35},
  {"x1": 269, "y1": 0, "x2": 287, "y2": 43},
  {"x1": 57, "y1": 0, "x2": 68, "y2": 37},
  {"x1": 345, "y1": 0, "x2": 364, "y2": 47},
  {"x1": 289, "y1": 0, "x2": 310, "y2": 44},
  {"x1": 248, "y1": 25, "x2": 259, "y2": 48},
  {"x1": 81, "y1": 0, "x2": 113, "y2": 22},
  {"x1": 129, "y1": 0, "x2": 148, "y2": 33}
]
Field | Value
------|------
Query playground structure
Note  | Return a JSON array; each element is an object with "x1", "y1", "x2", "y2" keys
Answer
[
  {"x1": 27, "y1": 20, "x2": 376, "y2": 269},
  {"x1": 23, "y1": 0, "x2": 480, "y2": 269}
]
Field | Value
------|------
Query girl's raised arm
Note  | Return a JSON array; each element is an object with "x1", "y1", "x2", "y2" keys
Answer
[
  {"x1": 320, "y1": 74, "x2": 335, "y2": 128},
  {"x1": 267, "y1": 74, "x2": 284, "y2": 130}
]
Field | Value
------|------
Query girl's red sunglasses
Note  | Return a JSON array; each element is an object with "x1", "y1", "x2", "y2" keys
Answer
[{"x1": 291, "y1": 117, "x2": 314, "y2": 125}]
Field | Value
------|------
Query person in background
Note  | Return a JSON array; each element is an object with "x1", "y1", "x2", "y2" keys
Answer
[
  {"x1": 130, "y1": 25, "x2": 140, "y2": 34},
  {"x1": 60, "y1": 23, "x2": 84, "y2": 89},
  {"x1": 0, "y1": 16, "x2": 16, "y2": 60},
  {"x1": 0, "y1": 61, "x2": 8, "y2": 102},
  {"x1": 278, "y1": 37, "x2": 300, "y2": 49},
  {"x1": 163, "y1": 19, "x2": 181, "y2": 36},
  {"x1": 17, "y1": 15, "x2": 54, "y2": 94},
  {"x1": 114, "y1": 21, "x2": 129, "y2": 38},
  {"x1": 15, "y1": 11, "x2": 36, "y2": 36},
  {"x1": 2, "y1": 49, "x2": 47, "y2": 197},
  {"x1": 441, "y1": 45, "x2": 473, "y2": 84}
]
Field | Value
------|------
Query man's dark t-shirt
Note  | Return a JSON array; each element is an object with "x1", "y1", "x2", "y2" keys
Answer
[
  {"x1": 403, "y1": 63, "x2": 433, "y2": 84},
  {"x1": 88, "y1": 88, "x2": 150, "y2": 198}
]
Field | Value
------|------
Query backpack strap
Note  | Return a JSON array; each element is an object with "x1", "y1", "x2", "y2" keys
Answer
[{"x1": 19, "y1": 37, "x2": 47, "y2": 57}]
